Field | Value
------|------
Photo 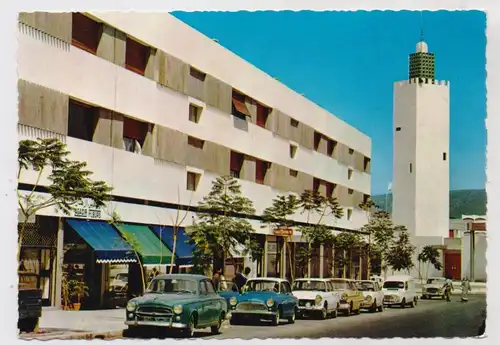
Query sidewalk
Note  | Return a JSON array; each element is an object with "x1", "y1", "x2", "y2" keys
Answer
[{"x1": 20, "y1": 308, "x2": 125, "y2": 340}]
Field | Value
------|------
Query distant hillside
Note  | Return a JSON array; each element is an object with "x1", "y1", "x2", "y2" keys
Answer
[{"x1": 371, "y1": 189, "x2": 486, "y2": 219}]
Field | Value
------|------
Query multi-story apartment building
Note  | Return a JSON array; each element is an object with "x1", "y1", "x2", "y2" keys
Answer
[{"x1": 17, "y1": 12, "x2": 372, "y2": 308}]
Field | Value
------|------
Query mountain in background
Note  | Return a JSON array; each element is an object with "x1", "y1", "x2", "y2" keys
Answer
[{"x1": 371, "y1": 189, "x2": 486, "y2": 219}]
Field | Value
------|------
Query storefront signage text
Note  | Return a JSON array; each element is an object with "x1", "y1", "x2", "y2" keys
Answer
[
  {"x1": 273, "y1": 228, "x2": 293, "y2": 237},
  {"x1": 73, "y1": 199, "x2": 102, "y2": 219}
]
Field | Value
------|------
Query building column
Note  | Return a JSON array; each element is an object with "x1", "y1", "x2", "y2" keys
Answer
[
  {"x1": 331, "y1": 247, "x2": 335, "y2": 278},
  {"x1": 54, "y1": 217, "x2": 64, "y2": 308},
  {"x1": 263, "y1": 237, "x2": 268, "y2": 278},
  {"x1": 281, "y1": 239, "x2": 287, "y2": 279},
  {"x1": 319, "y1": 244, "x2": 324, "y2": 278},
  {"x1": 358, "y1": 252, "x2": 363, "y2": 280}
]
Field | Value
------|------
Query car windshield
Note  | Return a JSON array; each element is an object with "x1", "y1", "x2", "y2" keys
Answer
[
  {"x1": 146, "y1": 278, "x2": 197, "y2": 294},
  {"x1": 356, "y1": 281, "x2": 375, "y2": 291},
  {"x1": 115, "y1": 273, "x2": 128, "y2": 282},
  {"x1": 293, "y1": 280, "x2": 327, "y2": 292},
  {"x1": 219, "y1": 281, "x2": 239, "y2": 292},
  {"x1": 427, "y1": 279, "x2": 445, "y2": 284},
  {"x1": 330, "y1": 280, "x2": 350, "y2": 291},
  {"x1": 383, "y1": 281, "x2": 404, "y2": 289},
  {"x1": 246, "y1": 280, "x2": 279, "y2": 292}
]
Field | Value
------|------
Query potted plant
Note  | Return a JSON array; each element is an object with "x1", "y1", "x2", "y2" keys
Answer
[
  {"x1": 70, "y1": 280, "x2": 89, "y2": 311},
  {"x1": 61, "y1": 274, "x2": 72, "y2": 310}
]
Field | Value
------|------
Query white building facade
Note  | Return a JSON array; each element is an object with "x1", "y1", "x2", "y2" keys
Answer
[{"x1": 17, "y1": 13, "x2": 372, "y2": 307}]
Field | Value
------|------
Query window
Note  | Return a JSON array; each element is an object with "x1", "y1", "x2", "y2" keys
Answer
[
  {"x1": 189, "y1": 104, "x2": 201, "y2": 123},
  {"x1": 443, "y1": 152, "x2": 447, "y2": 161},
  {"x1": 189, "y1": 67, "x2": 206, "y2": 82},
  {"x1": 348, "y1": 148, "x2": 354, "y2": 155},
  {"x1": 327, "y1": 140, "x2": 337, "y2": 156},
  {"x1": 290, "y1": 118, "x2": 299, "y2": 127},
  {"x1": 363, "y1": 194, "x2": 370, "y2": 204},
  {"x1": 187, "y1": 136, "x2": 205, "y2": 149},
  {"x1": 232, "y1": 90, "x2": 250, "y2": 120},
  {"x1": 313, "y1": 178, "x2": 320, "y2": 192},
  {"x1": 280, "y1": 282, "x2": 292, "y2": 294},
  {"x1": 289, "y1": 169, "x2": 298, "y2": 177},
  {"x1": 68, "y1": 100, "x2": 97, "y2": 141},
  {"x1": 396, "y1": 127, "x2": 402, "y2": 132},
  {"x1": 256, "y1": 103, "x2": 270, "y2": 128},
  {"x1": 326, "y1": 183, "x2": 336, "y2": 197},
  {"x1": 363, "y1": 157, "x2": 371, "y2": 172},
  {"x1": 199, "y1": 280, "x2": 208, "y2": 294},
  {"x1": 256, "y1": 160, "x2": 270, "y2": 184},
  {"x1": 204, "y1": 280, "x2": 216, "y2": 294},
  {"x1": 314, "y1": 132, "x2": 322, "y2": 151},
  {"x1": 123, "y1": 117, "x2": 148, "y2": 153},
  {"x1": 449, "y1": 229, "x2": 455, "y2": 238},
  {"x1": 290, "y1": 144, "x2": 297, "y2": 158},
  {"x1": 347, "y1": 209, "x2": 353, "y2": 220},
  {"x1": 125, "y1": 37, "x2": 150, "y2": 76},
  {"x1": 230, "y1": 151, "x2": 244, "y2": 178},
  {"x1": 409, "y1": 163, "x2": 413, "y2": 173},
  {"x1": 186, "y1": 172, "x2": 200, "y2": 191},
  {"x1": 71, "y1": 13, "x2": 102, "y2": 54},
  {"x1": 348, "y1": 188, "x2": 354, "y2": 195},
  {"x1": 348, "y1": 168, "x2": 353, "y2": 180}
]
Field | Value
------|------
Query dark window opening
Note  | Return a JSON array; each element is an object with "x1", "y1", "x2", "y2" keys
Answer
[
  {"x1": 396, "y1": 127, "x2": 402, "y2": 132},
  {"x1": 348, "y1": 169, "x2": 353, "y2": 180},
  {"x1": 189, "y1": 67, "x2": 206, "y2": 82},
  {"x1": 448, "y1": 229, "x2": 454, "y2": 238},
  {"x1": 187, "y1": 136, "x2": 205, "y2": 149},
  {"x1": 290, "y1": 118, "x2": 299, "y2": 127},
  {"x1": 326, "y1": 183, "x2": 336, "y2": 197},
  {"x1": 290, "y1": 144, "x2": 297, "y2": 158},
  {"x1": 348, "y1": 188, "x2": 354, "y2": 195},
  {"x1": 443, "y1": 152, "x2": 447, "y2": 161},
  {"x1": 71, "y1": 13, "x2": 102, "y2": 54},
  {"x1": 409, "y1": 163, "x2": 413, "y2": 173},
  {"x1": 348, "y1": 148, "x2": 354, "y2": 155},
  {"x1": 313, "y1": 178, "x2": 320, "y2": 192},
  {"x1": 327, "y1": 140, "x2": 337, "y2": 156},
  {"x1": 289, "y1": 169, "x2": 298, "y2": 177},
  {"x1": 232, "y1": 90, "x2": 250, "y2": 120},
  {"x1": 347, "y1": 209, "x2": 353, "y2": 220},
  {"x1": 189, "y1": 104, "x2": 201, "y2": 123},
  {"x1": 363, "y1": 157, "x2": 371, "y2": 172},
  {"x1": 363, "y1": 194, "x2": 370, "y2": 204},
  {"x1": 125, "y1": 37, "x2": 150, "y2": 76},
  {"x1": 256, "y1": 103, "x2": 270, "y2": 128},
  {"x1": 68, "y1": 100, "x2": 98, "y2": 141},
  {"x1": 256, "y1": 159, "x2": 270, "y2": 185},
  {"x1": 314, "y1": 132, "x2": 322, "y2": 151},
  {"x1": 186, "y1": 172, "x2": 200, "y2": 191},
  {"x1": 123, "y1": 117, "x2": 149, "y2": 153},
  {"x1": 230, "y1": 151, "x2": 244, "y2": 178}
]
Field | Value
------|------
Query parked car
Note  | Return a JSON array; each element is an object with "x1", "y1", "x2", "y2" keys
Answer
[
  {"x1": 421, "y1": 277, "x2": 446, "y2": 300},
  {"x1": 218, "y1": 281, "x2": 240, "y2": 305},
  {"x1": 370, "y1": 275, "x2": 384, "y2": 286},
  {"x1": 124, "y1": 274, "x2": 227, "y2": 337},
  {"x1": 292, "y1": 278, "x2": 340, "y2": 319},
  {"x1": 329, "y1": 278, "x2": 364, "y2": 316},
  {"x1": 355, "y1": 280, "x2": 384, "y2": 312},
  {"x1": 382, "y1": 275, "x2": 419, "y2": 308},
  {"x1": 228, "y1": 277, "x2": 298, "y2": 326}
]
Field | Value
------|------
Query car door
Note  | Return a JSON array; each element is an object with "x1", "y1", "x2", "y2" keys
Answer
[
  {"x1": 280, "y1": 281, "x2": 293, "y2": 315},
  {"x1": 198, "y1": 280, "x2": 209, "y2": 325},
  {"x1": 325, "y1": 281, "x2": 335, "y2": 311},
  {"x1": 204, "y1": 279, "x2": 220, "y2": 322}
]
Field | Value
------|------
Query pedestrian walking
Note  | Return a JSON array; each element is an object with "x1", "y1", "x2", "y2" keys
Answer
[
  {"x1": 234, "y1": 267, "x2": 251, "y2": 293},
  {"x1": 461, "y1": 276, "x2": 471, "y2": 302},
  {"x1": 212, "y1": 268, "x2": 224, "y2": 291},
  {"x1": 444, "y1": 277, "x2": 454, "y2": 302}
]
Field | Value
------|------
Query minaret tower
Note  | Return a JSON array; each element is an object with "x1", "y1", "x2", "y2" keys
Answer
[{"x1": 392, "y1": 28, "x2": 450, "y2": 246}]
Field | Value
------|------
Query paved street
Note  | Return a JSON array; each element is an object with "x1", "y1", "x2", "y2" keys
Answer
[{"x1": 122, "y1": 295, "x2": 485, "y2": 339}]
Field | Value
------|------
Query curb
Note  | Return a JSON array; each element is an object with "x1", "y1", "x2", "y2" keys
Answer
[{"x1": 20, "y1": 330, "x2": 124, "y2": 340}]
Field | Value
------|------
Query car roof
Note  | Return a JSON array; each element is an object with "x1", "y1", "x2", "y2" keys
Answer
[
  {"x1": 385, "y1": 275, "x2": 413, "y2": 281},
  {"x1": 330, "y1": 278, "x2": 353, "y2": 281},
  {"x1": 357, "y1": 280, "x2": 376, "y2": 283},
  {"x1": 248, "y1": 277, "x2": 288, "y2": 283},
  {"x1": 294, "y1": 278, "x2": 330, "y2": 282},
  {"x1": 155, "y1": 274, "x2": 207, "y2": 281}
]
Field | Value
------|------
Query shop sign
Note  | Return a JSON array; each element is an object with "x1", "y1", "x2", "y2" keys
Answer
[
  {"x1": 73, "y1": 199, "x2": 102, "y2": 219},
  {"x1": 273, "y1": 228, "x2": 293, "y2": 237},
  {"x1": 471, "y1": 222, "x2": 486, "y2": 231}
]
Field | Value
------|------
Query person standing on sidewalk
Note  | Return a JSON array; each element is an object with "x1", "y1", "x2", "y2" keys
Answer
[
  {"x1": 461, "y1": 276, "x2": 471, "y2": 302},
  {"x1": 444, "y1": 277, "x2": 454, "y2": 302},
  {"x1": 212, "y1": 268, "x2": 223, "y2": 291}
]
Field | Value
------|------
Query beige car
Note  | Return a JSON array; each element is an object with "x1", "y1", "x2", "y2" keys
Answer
[{"x1": 330, "y1": 278, "x2": 364, "y2": 316}]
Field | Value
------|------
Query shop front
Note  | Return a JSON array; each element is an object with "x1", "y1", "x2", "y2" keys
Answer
[{"x1": 150, "y1": 226, "x2": 197, "y2": 274}]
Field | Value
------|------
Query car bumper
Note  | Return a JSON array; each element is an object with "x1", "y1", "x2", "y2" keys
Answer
[
  {"x1": 361, "y1": 301, "x2": 375, "y2": 308},
  {"x1": 424, "y1": 292, "x2": 443, "y2": 296},
  {"x1": 230, "y1": 310, "x2": 276, "y2": 316},
  {"x1": 298, "y1": 305, "x2": 323, "y2": 312},
  {"x1": 383, "y1": 300, "x2": 401, "y2": 305},
  {"x1": 338, "y1": 302, "x2": 351, "y2": 310},
  {"x1": 125, "y1": 320, "x2": 188, "y2": 329}
]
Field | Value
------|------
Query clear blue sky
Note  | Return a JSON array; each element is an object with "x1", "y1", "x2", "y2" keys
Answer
[{"x1": 172, "y1": 11, "x2": 486, "y2": 196}]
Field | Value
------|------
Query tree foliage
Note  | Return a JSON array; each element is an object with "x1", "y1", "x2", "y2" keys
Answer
[
  {"x1": 17, "y1": 138, "x2": 113, "y2": 260},
  {"x1": 187, "y1": 176, "x2": 259, "y2": 274},
  {"x1": 417, "y1": 245, "x2": 443, "y2": 281},
  {"x1": 386, "y1": 226, "x2": 416, "y2": 274}
]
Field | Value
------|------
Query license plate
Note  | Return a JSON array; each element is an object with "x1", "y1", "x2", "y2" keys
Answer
[{"x1": 143, "y1": 316, "x2": 154, "y2": 321}]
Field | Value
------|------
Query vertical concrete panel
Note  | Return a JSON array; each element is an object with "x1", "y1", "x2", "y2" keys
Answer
[
  {"x1": 41, "y1": 87, "x2": 69, "y2": 135},
  {"x1": 274, "y1": 110, "x2": 290, "y2": 139},
  {"x1": 142, "y1": 124, "x2": 155, "y2": 157},
  {"x1": 93, "y1": 108, "x2": 112, "y2": 146},
  {"x1": 185, "y1": 143, "x2": 204, "y2": 167},
  {"x1": 318, "y1": 136, "x2": 328, "y2": 155},
  {"x1": 111, "y1": 112, "x2": 125, "y2": 149},
  {"x1": 96, "y1": 24, "x2": 116, "y2": 64},
  {"x1": 202, "y1": 142, "x2": 230, "y2": 176},
  {"x1": 266, "y1": 109, "x2": 278, "y2": 132},
  {"x1": 205, "y1": 75, "x2": 233, "y2": 113},
  {"x1": 241, "y1": 156, "x2": 256, "y2": 182},
  {"x1": 353, "y1": 151, "x2": 365, "y2": 172},
  {"x1": 144, "y1": 49, "x2": 158, "y2": 82},
  {"x1": 187, "y1": 75, "x2": 205, "y2": 101},
  {"x1": 19, "y1": 12, "x2": 72, "y2": 43},
  {"x1": 298, "y1": 172, "x2": 313, "y2": 192},
  {"x1": 114, "y1": 29, "x2": 127, "y2": 67},
  {"x1": 164, "y1": 53, "x2": 188, "y2": 94},
  {"x1": 18, "y1": 79, "x2": 43, "y2": 129},
  {"x1": 155, "y1": 126, "x2": 187, "y2": 165},
  {"x1": 217, "y1": 80, "x2": 233, "y2": 114},
  {"x1": 300, "y1": 124, "x2": 315, "y2": 150},
  {"x1": 245, "y1": 98, "x2": 257, "y2": 124},
  {"x1": 290, "y1": 122, "x2": 301, "y2": 143}
]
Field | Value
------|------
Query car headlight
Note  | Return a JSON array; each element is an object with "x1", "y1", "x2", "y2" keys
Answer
[
  {"x1": 230, "y1": 297, "x2": 237, "y2": 306},
  {"x1": 173, "y1": 305, "x2": 183, "y2": 314},
  {"x1": 315, "y1": 295, "x2": 322, "y2": 306},
  {"x1": 365, "y1": 295, "x2": 372, "y2": 301},
  {"x1": 266, "y1": 298, "x2": 275, "y2": 307},
  {"x1": 126, "y1": 301, "x2": 137, "y2": 312},
  {"x1": 341, "y1": 293, "x2": 348, "y2": 300}
]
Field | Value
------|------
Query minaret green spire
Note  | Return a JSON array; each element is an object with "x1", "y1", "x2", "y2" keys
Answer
[{"x1": 408, "y1": 12, "x2": 435, "y2": 80}]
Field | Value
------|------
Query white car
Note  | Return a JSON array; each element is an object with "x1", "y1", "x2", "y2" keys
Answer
[
  {"x1": 382, "y1": 275, "x2": 419, "y2": 308},
  {"x1": 421, "y1": 277, "x2": 446, "y2": 299},
  {"x1": 370, "y1": 275, "x2": 384, "y2": 286},
  {"x1": 356, "y1": 280, "x2": 384, "y2": 312},
  {"x1": 292, "y1": 278, "x2": 340, "y2": 319}
]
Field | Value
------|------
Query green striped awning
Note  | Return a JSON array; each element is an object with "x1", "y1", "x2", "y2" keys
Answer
[{"x1": 115, "y1": 224, "x2": 173, "y2": 265}]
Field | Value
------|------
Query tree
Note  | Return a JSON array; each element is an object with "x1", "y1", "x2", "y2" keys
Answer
[
  {"x1": 187, "y1": 176, "x2": 260, "y2": 275},
  {"x1": 17, "y1": 138, "x2": 113, "y2": 261},
  {"x1": 262, "y1": 194, "x2": 299, "y2": 280},
  {"x1": 332, "y1": 231, "x2": 363, "y2": 279},
  {"x1": 386, "y1": 226, "x2": 416, "y2": 275},
  {"x1": 417, "y1": 245, "x2": 443, "y2": 283},
  {"x1": 296, "y1": 190, "x2": 344, "y2": 277},
  {"x1": 358, "y1": 198, "x2": 377, "y2": 278},
  {"x1": 360, "y1": 210, "x2": 396, "y2": 278}
]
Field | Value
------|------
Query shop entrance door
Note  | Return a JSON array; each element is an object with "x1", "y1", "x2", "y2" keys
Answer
[{"x1": 19, "y1": 247, "x2": 55, "y2": 306}]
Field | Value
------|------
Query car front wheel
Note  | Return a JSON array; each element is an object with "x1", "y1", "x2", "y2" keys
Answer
[
  {"x1": 272, "y1": 309, "x2": 280, "y2": 326},
  {"x1": 211, "y1": 313, "x2": 224, "y2": 334},
  {"x1": 182, "y1": 314, "x2": 196, "y2": 338},
  {"x1": 287, "y1": 308, "x2": 296, "y2": 324}
]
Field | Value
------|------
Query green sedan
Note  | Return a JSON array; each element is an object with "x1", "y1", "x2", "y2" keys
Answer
[{"x1": 125, "y1": 274, "x2": 228, "y2": 337}]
